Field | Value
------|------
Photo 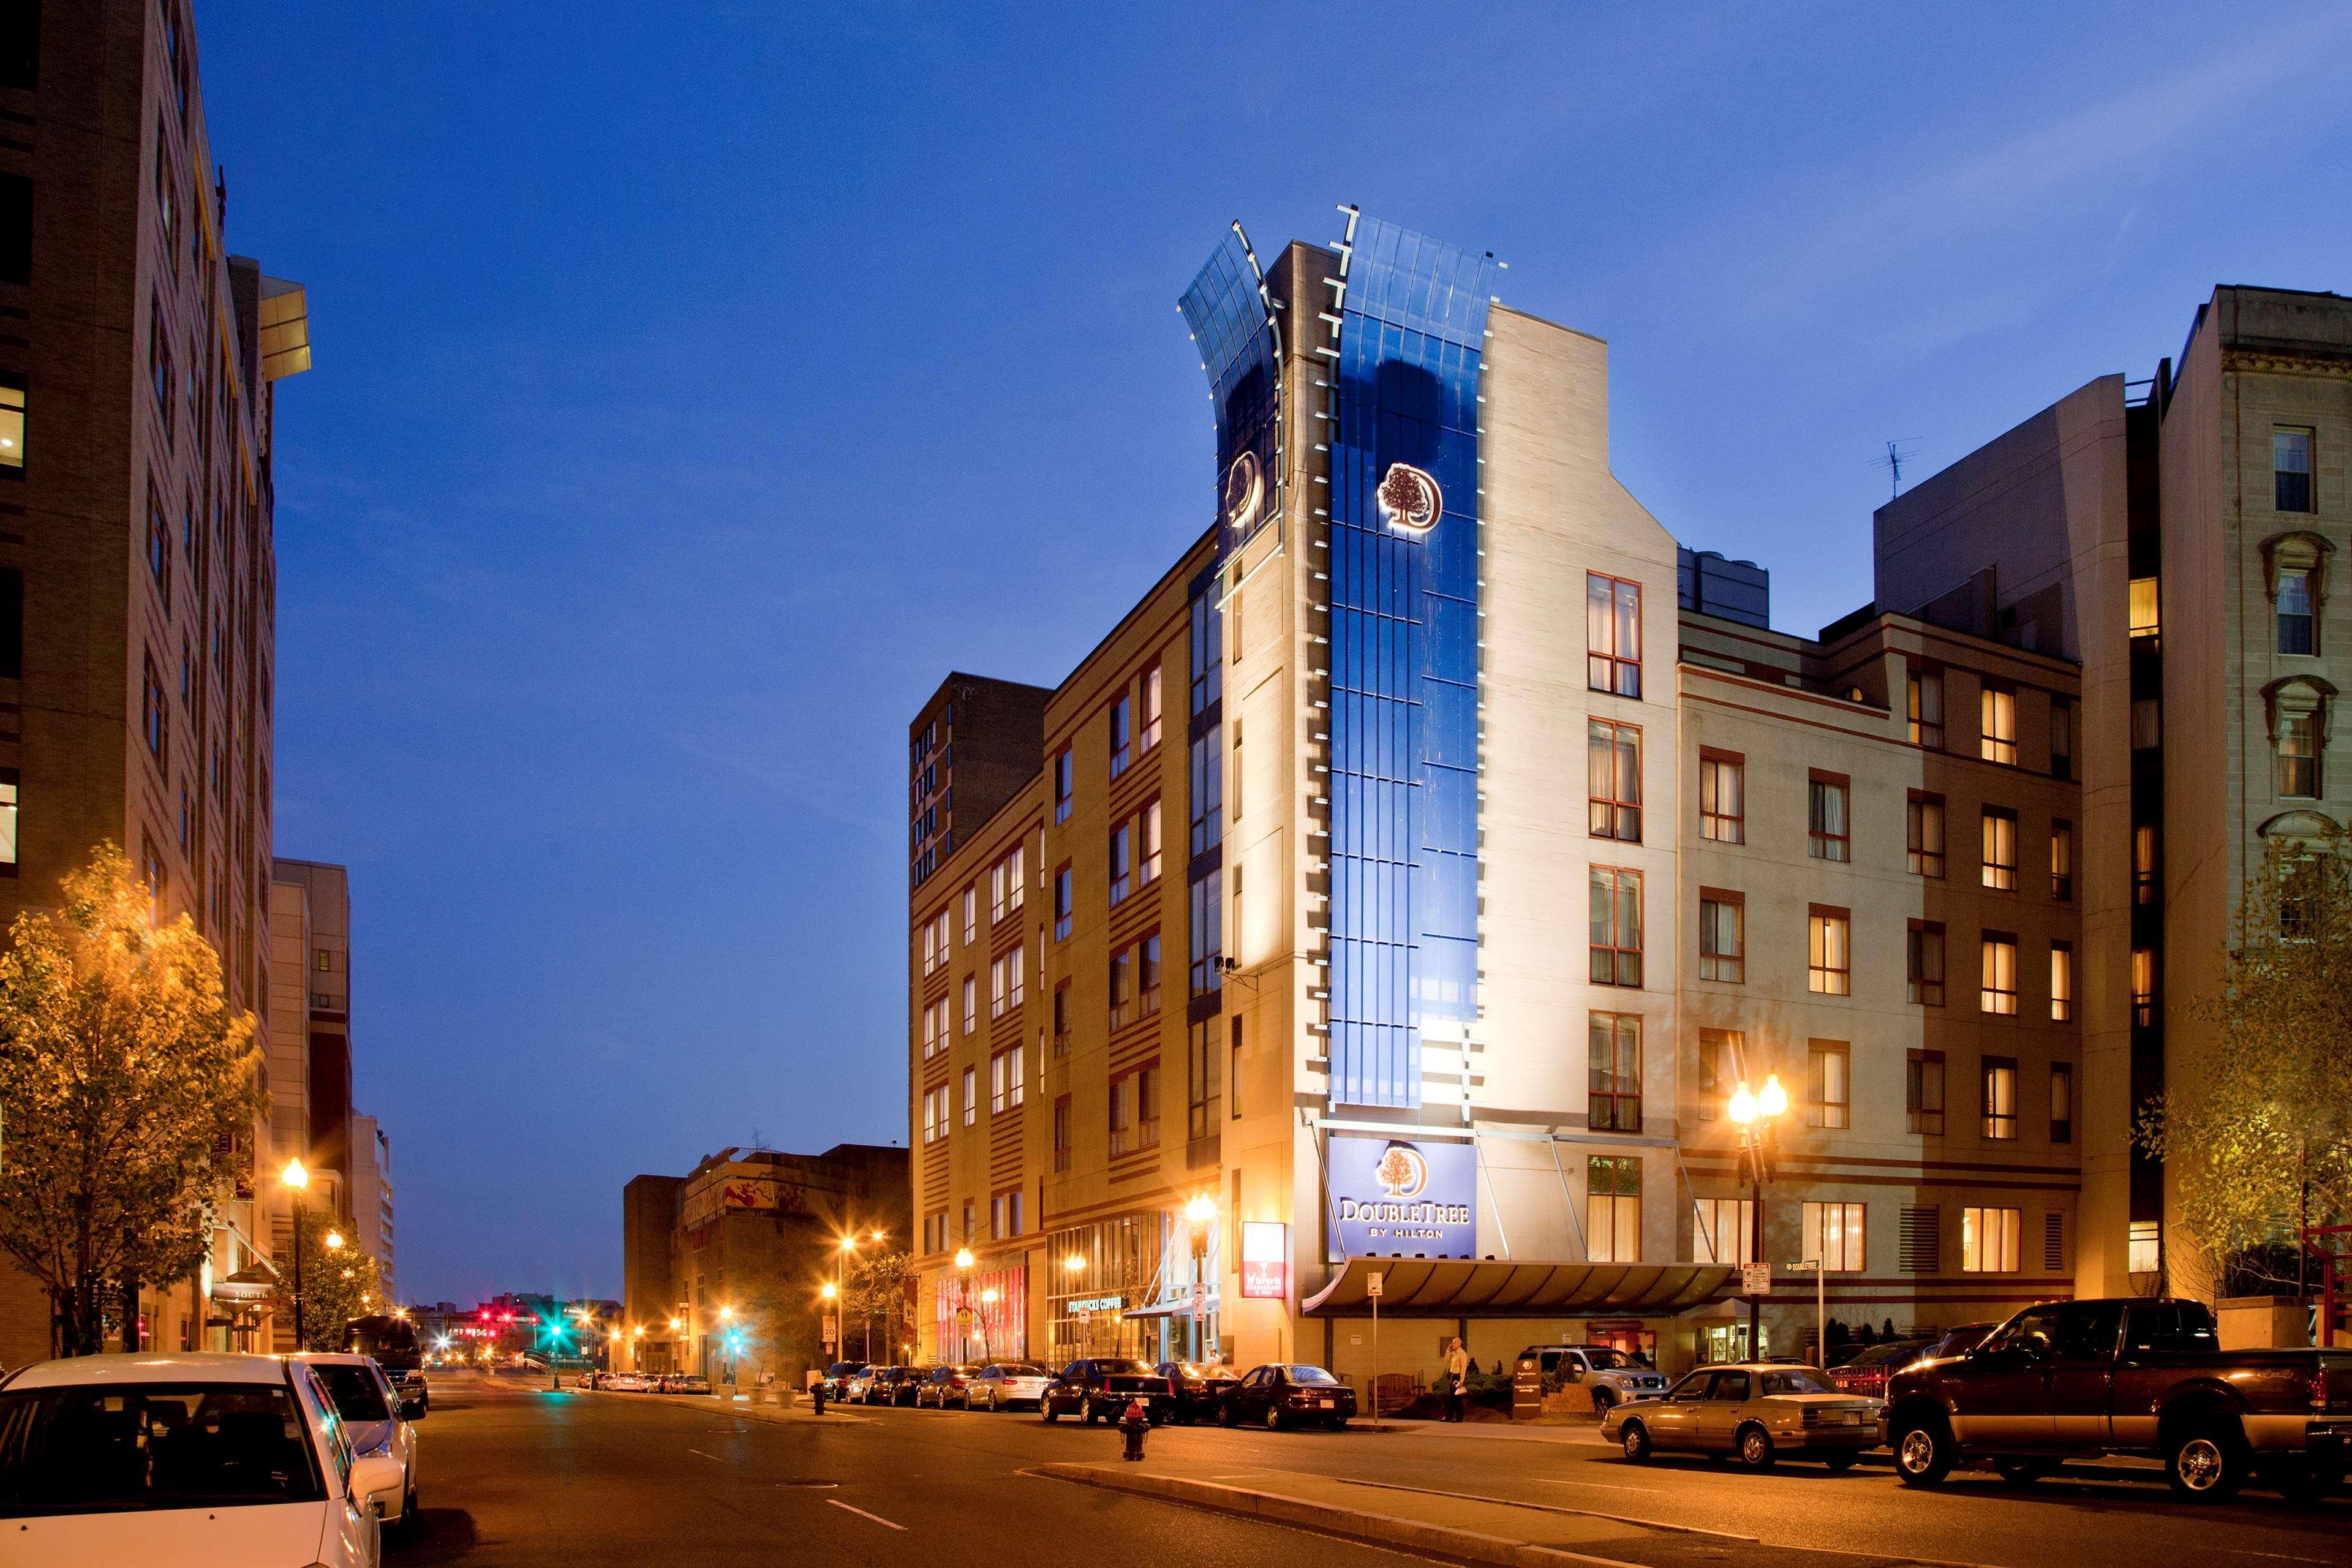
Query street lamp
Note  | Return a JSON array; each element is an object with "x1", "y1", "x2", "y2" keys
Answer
[
  {"x1": 281, "y1": 1161, "x2": 309, "y2": 1350},
  {"x1": 1183, "y1": 1194, "x2": 1218, "y2": 1362},
  {"x1": 1726, "y1": 1072, "x2": 1789, "y2": 1359},
  {"x1": 953, "y1": 1248, "x2": 974, "y2": 1363}
]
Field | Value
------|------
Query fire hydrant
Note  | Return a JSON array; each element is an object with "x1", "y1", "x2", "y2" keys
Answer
[
  {"x1": 812, "y1": 1382, "x2": 827, "y2": 1416},
  {"x1": 1118, "y1": 1398, "x2": 1150, "y2": 1461}
]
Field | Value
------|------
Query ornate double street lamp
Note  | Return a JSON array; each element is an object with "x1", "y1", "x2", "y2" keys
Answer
[
  {"x1": 1727, "y1": 1072, "x2": 1790, "y2": 1357},
  {"x1": 281, "y1": 1160, "x2": 310, "y2": 1348},
  {"x1": 1183, "y1": 1193, "x2": 1218, "y2": 1360},
  {"x1": 953, "y1": 1248, "x2": 974, "y2": 1363}
]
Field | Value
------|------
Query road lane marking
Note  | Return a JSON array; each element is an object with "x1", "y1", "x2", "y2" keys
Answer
[
  {"x1": 826, "y1": 1499, "x2": 907, "y2": 1531},
  {"x1": 687, "y1": 1448, "x2": 722, "y2": 1461}
]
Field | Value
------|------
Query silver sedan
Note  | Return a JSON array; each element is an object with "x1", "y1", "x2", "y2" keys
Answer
[{"x1": 1603, "y1": 1362, "x2": 1880, "y2": 1470}]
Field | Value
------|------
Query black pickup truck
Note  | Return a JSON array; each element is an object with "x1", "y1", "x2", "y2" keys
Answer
[{"x1": 1880, "y1": 1297, "x2": 2352, "y2": 1502}]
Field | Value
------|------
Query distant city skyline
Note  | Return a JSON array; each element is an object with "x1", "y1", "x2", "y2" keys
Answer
[{"x1": 193, "y1": 0, "x2": 2352, "y2": 1302}]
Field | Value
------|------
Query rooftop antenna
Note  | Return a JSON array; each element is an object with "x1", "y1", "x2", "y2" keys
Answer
[{"x1": 1873, "y1": 439, "x2": 1924, "y2": 500}]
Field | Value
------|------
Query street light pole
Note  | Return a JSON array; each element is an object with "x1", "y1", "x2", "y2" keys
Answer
[
  {"x1": 1727, "y1": 1073, "x2": 1788, "y2": 1360},
  {"x1": 281, "y1": 1160, "x2": 309, "y2": 1351},
  {"x1": 1183, "y1": 1194, "x2": 1217, "y2": 1362},
  {"x1": 953, "y1": 1248, "x2": 974, "y2": 1364}
]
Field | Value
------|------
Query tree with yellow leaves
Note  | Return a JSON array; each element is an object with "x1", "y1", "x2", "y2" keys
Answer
[{"x1": 0, "y1": 845, "x2": 263, "y2": 1355}]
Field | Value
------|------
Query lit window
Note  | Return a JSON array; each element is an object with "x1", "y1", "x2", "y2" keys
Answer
[
  {"x1": 1585, "y1": 1155, "x2": 1642, "y2": 1264},
  {"x1": 1586, "y1": 573, "x2": 1642, "y2": 698},
  {"x1": 1009, "y1": 844, "x2": 1026, "y2": 911},
  {"x1": 2278, "y1": 712, "x2": 2320, "y2": 798},
  {"x1": 962, "y1": 886, "x2": 976, "y2": 945},
  {"x1": 2129, "y1": 578, "x2": 2160, "y2": 639},
  {"x1": 1588, "y1": 720, "x2": 1642, "y2": 841},
  {"x1": 1980, "y1": 935, "x2": 2019, "y2": 1017},
  {"x1": 2051, "y1": 820, "x2": 2074, "y2": 901},
  {"x1": 0, "y1": 380, "x2": 21, "y2": 469},
  {"x1": 1698, "y1": 753, "x2": 1743, "y2": 842},
  {"x1": 1962, "y1": 1206, "x2": 2021, "y2": 1272},
  {"x1": 1908, "y1": 668, "x2": 1943, "y2": 748},
  {"x1": 1981, "y1": 1057, "x2": 2018, "y2": 1138},
  {"x1": 1806, "y1": 1041, "x2": 1850, "y2": 1129},
  {"x1": 1696, "y1": 1028, "x2": 1740, "y2": 1124},
  {"x1": 2128, "y1": 1219, "x2": 2161, "y2": 1275},
  {"x1": 989, "y1": 956, "x2": 1006, "y2": 1019},
  {"x1": 990, "y1": 862, "x2": 1007, "y2": 925},
  {"x1": 1807, "y1": 774, "x2": 1849, "y2": 861},
  {"x1": 0, "y1": 773, "x2": 17, "y2": 868},
  {"x1": 1139, "y1": 668, "x2": 1163, "y2": 753},
  {"x1": 1807, "y1": 907, "x2": 1849, "y2": 995},
  {"x1": 962, "y1": 1068, "x2": 976, "y2": 1126},
  {"x1": 1698, "y1": 892, "x2": 1743, "y2": 983},
  {"x1": 2275, "y1": 428, "x2": 2314, "y2": 513},
  {"x1": 2132, "y1": 823, "x2": 2158, "y2": 905},
  {"x1": 1803, "y1": 1202, "x2": 1865, "y2": 1271},
  {"x1": 2051, "y1": 942, "x2": 2074, "y2": 1022},
  {"x1": 962, "y1": 976, "x2": 976, "y2": 1035},
  {"x1": 1137, "y1": 801, "x2": 1163, "y2": 886},
  {"x1": 990, "y1": 1052, "x2": 1008, "y2": 1115},
  {"x1": 1981, "y1": 808, "x2": 2018, "y2": 890},
  {"x1": 1009, "y1": 944, "x2": 1025, "y2": 1009},
  {"x1": 1980, "y1": 686, "x2": 2017, "y2": 765},
  {"x1": 2132, "y1": 948, "x2": 2156, "y2": 1027},
  {"x1": 1696, "y1": 1197, "x2": 1754, "y2": 1265}
]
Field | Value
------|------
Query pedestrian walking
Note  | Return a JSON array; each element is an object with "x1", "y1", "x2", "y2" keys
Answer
[{"x1": 1443, "y1": 1338, "x2": 1469, "y2": 1423}]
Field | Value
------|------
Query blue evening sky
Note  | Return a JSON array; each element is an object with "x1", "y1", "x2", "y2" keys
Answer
[{"x1": 195, "y1": 1, "x2": 2352, "y2": 1304}]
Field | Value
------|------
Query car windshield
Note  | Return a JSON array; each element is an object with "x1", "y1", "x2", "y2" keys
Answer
[
  {"x1": 1758, "y1": 1368, "x2": 1839, "y2": 1396},
  {"x1": 310, "y1": 1364, "x2": 390, "y2": 1423},
  {"x1": 0, "y1": 1383, "x2": 325, "y2": 1515},
  {"x1": 1849, "y1": 1343, "x2": 1926, "y2": 1368},
  {"x1": 1287, "y1": 1366, "x2": 1340, "y2": 1385}
]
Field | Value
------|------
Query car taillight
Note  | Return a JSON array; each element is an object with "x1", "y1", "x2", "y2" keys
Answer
[{"x1": 2314, "y1": 1365, "x2": 2329, "y2": 1412}]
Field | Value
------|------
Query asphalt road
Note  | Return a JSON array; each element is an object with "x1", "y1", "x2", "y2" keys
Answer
[{"x1": 405, "y1": 1372, "x2": 2352, "y2": 1568}]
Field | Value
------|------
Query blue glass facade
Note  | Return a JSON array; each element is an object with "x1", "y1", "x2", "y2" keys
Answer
[
  {"x1": 1325, "y1": 217, "x2": 1495, "y2": 1110},
  {"x1": 1178, "y1": 228, "x2": 1283, "y2": 556}
]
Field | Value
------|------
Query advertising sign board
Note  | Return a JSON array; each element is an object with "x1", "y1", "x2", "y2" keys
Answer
[
  {"x1": 1240, "y1": 1221, "x2": 1288, "y2": 1299},
  {"x1": 1328, "y1": 1135, "x2": 1477, "y2": 1258}
]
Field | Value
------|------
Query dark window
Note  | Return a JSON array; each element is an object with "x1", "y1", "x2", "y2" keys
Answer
[
  {"x1": 141, "y1": 655, "x2": 167, "y2": 769},
  {"x1": 2049, "y1": 697, "x2": 2073, "y2": 780},
  {"x1": 0, "y1": 567, "x2": 20, "y2": 679},
  {"x1": 2275, "y1": 429, "x2": 2314, "y2": 513},
  {"x1": 1907, "y1": 791, "x2": 1945, "y2": 877},
  {"x1": 0, "y1": 174, "x2": 28, "y2": 285},
  {"x1": 1907, "y1": 1051, "x2": 1945, "y2": 1136},
  {"x1": 0, "y1": 2, "x2": 37, "y2": 92},
  {"x1": 1907, "y1": 921, "x2": 1945, "y2": 1006},
  {"x1": 2278, "y1": 569, "x2": 2316, "y2": 655}
]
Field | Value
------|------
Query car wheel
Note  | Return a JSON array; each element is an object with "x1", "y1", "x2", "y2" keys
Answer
[
  {"x1": 1265, "y1": 1404, "x2": 1285, "y2": 1433},
  {"x1": 1080, "y1": 1395, "x2": 1096, "y2": 1425},
  {"x1": 1891, "y1": 1415, "x2": 1955, "y2": 1487},
  {"x1": 1736, "y1": 1425, "x2": 1775, "y2": 1470},
  {"x1": 1043, "y1": 1398, "x2": 1059, "y2": 1423},
  {"x1": 1822, "y1": 1452, "x2": 1860, "y2": 1472},
  {"x1": 1220, "y1": 1401, "x2": 1239, "y2": 1428},
  {"x1": 1619, "y1": 1421, "x2": 1652, "y2": 1463},
  {"x1": 1591, "y1": 1388, "x2": 1618, "y2": 1417},
  {"x1": 1994, "y1": 1458, "x2": 2049, "y2": 1488},
  {"x1": 2166, "y1": 1420, "x2": 2247, "y2": 1502}
]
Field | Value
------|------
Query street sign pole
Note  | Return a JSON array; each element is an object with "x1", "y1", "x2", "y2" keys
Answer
[
  {"x1": 1366, "y1": 1270, "x2": 1384, "y2": 1422},
  {"x1": 1789, "y1": 1259, "x2": 1825, "y2": 1365}
]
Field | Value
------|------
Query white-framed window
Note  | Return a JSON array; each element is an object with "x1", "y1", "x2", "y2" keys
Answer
[
  {"x1": 1139, "y1": 667, "x2": 1163, "y2": 752},
  {"x1": 923, "y1": 1089, "x2": 938, "y2": 1144},
  {"x1": 1009, "y1": 1041, "x2": 1025, "y2": 1107},
  {"x1": 990, "y1": 1051, "x2": 1008, "y2": 1115},
  {"x1": 1009, "y1": 944, "x2": 1025, "y2": 1009},
  {"x1": 1009, "y1": 844, "x2": 1027, "y2": 911},
  {"x1": 1586, "y1": 1155, "x2": 1642, "y2": 1263},
  {"x1": 962, "y1": 977, "x2": 976, "y2": 1034},
  {"x1": 963, "y1": 886, "x2": 977, "y2": 944},
  {"x1": 1694, "y1": 1197, "x2": 1753, "y2": 1265},
  {"x1": 990, "y1": 957, "x2": 1007, "y2": 1019},
  {"x1": 1802, "y1": 1201, "x2": 1866, "y2": 1271},
  {"x1": 1138, "y1": 801, "x2": 1163, "y2": 886},
  {"x1": 962, "y1": 1067, "x2": 976, "y2": 1126},
  {"x1": 921, "y1": 1001, "x2": 938, "y2": 1059},
  {"x1": 990, "y1": 862, "x2": 1007, "y2": 925},
  {"x1": 1962, "y1": 1206, "x2": 2021, "y2": 1272}
]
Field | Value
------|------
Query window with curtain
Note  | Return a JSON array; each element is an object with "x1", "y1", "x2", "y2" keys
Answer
[
  {"x1": 1803, "y1": 1202, "x2": 1866, "y2": 1271},
  {"x1": 1808, "y1": 774, "x2": 1849, "y2": 861},
  {"x1": 2049, "y1": 1063, "x2": 2073, "y2": 1144},
  {"x1": 1907, "y1": 921, "x2": 1945, "y2": 1006},
  {"x1": 1962, "y1": 1206, "x2": 2021, "y2": 1272},
  {"x1": 1907, "y1": 1051, "x2": 1945, "y2": 1136},
  {"x1": 1908, "y1": 667, "x2": 1944, "y2": 748},
  {"x1": 2050, "y1": 942, "x2": 2074, "y2": 1022},
  {"x1": 2130, "y1": 578, "x2": 2160, "y2": 640},
  {"x1": 1588, "y1": 720, "x2": 1642, "y2": 841},
  {"x1": 1807, "y1": 907, "x2": 1850, "y2": 995},
  {"x1": 1981, "y1": 935, "x2": 2019, "y2": 1016},
  {"x1": 1980, "y1": 685, "x2": 2018, "y2": 764},
  {"x1": 1807, "y1": 1041, "x2": 1850, "y2": 1129},
  {"x1": 1695, "y1": 1197, "x2": 1753, "y2": 1265},
  {"x1": 1981, "y1": 1058, "x2": 2018, "y2": 1139},
  {"x1": 1697, "y1": 1028, "x2": 1741, "y2": 1123},
  {"x1": 2051, "y1": 820, "x2": 2074, "y2": 900},
  {"x1": 1699, "y1": 891, "x2": 1744, "y2": 983},
  {"x1": 1700, "y1": 752, "x2": 1744, "y2": 842},
  {"x1": 1907, "y1": 792, "x2": 1946, "y2": 877},
  {"x1": 1589, "y1": 867, "x2": 1643, "y2": 987},
  {"x1": 1981, "y1": 808, "x2": 2018, "y2": 889},
  {"x1": 2132, "y1": 823, "x2": 2158, "y2": 905},
  {"x1": 1588, "y1": 1012, "x2": 1642, "y2": 1131},
  {"x1": 1586, "y1": 1156, "x2": 1642, "y2": 1264},
  {"x1": 1586, "y1": 574, "x2": 1643, "y2": 697},
  {"x1": 2278, "y1": 711, "x2": 2320, "y2": 798}
]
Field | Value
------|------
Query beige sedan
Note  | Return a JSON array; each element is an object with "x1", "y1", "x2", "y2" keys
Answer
[{"x1": 1602, "y1": 1362, "x2": 1881, "y2": 1470}]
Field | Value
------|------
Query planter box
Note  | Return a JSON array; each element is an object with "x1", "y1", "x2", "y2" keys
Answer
[{"x1": 2216, "y1": 1295, "x2": 2312, "y2": 1350}]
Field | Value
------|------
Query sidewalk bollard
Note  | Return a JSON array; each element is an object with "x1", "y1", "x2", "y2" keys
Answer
[
  {"x1": 1119, "y1": 1398, "x2": 1149, "y2": 1461},
  {"x1": 813, "y1": 1382, "x2": 827, "y2": 1416}
]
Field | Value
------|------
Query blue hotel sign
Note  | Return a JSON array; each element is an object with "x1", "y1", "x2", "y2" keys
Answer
[{"x1": 1330, "y1": 1134, "x2": 1477, "y2": 1259}]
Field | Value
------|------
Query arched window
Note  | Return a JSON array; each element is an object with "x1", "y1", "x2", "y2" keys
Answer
[
  {"x1": 2260, "y1": 532, "x2": 2334, "y2": 658},
  {"x1": 2261, "y1": 675, "x2": 2337, "y2": 801}
]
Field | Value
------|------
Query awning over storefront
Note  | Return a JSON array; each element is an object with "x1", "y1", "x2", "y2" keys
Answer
[
  {"x1": 1300, "y1": 1257, "x2": 1735, "y2": 1317},
  {"x1": 1121, "y1": 1295, "x2": 1223, "y2": 1322}
]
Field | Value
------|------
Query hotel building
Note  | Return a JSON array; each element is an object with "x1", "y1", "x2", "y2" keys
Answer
[
  {"x1": 905, "y1": 211, "x2": 2346, "y2": 1381},
  {"x1": 0, "y1": 0, "x2": 309, "y2": 1365}
]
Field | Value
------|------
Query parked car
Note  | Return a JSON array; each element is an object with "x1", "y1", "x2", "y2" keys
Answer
[
  {"x1": 915, "y1": 1364, "x2": 979, "y2": 1409},
  {"x1": 1925, "y1": 1322, "x2": 1996, "y2": 1360},
  {"x1": 864, "y1": 1366, "x2": 922, "y2": 1406},
  {"x1": 1823, "y1": 1340, "x2": 1935, "y2": 1400},
  {"x1": 841, "y1": 1367, "x2": 881, "y2": 1402},
  {"x1": 1518, "y1": 1345, "x2": 1668, "y2": 1413},
  {"x1": 1605, "y1": 1362, "x2": 1879, "y2": 1469},
  {"x1": 660, "y1": 1373, "x2": 712, "y2": 1395},
  {"x1": 1882, "y1": 1297, "x2": 2352, "y2": 1502},
  {"x1": 821, "y1": 1361, "x2": 870, "y2": 1400},
  {"x1": 399, "y1": 1370, "x2": 430, "y2": 1414},
  {"x1": 575, "y1": 1370, "x2": 601, "y2": 1390},
  {"x1": 1153, "y1": 1362, "x2": 1242, "y2": 1423},
  {"x1": 1040, "y1": 1358, "x2": 1167, "y2": 1423},
  {"x1": 296, "y1": 1351, "x2": 425, "y2": 1536},
  {"x1": 1219, "y1": 1363, "x2": 1358, "y2": 1431},
  {"x1": 0, "y1": 1351, "x2": 405, "y2": 1567},
  {"x1": 968, "y1": 1362, "x2": 1051, "y2": 1412},
  {"x1": 605, "y1": 1370, "x2": 652, "y2": 1392}
]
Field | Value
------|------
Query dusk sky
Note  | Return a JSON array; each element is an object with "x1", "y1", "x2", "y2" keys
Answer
[{"x1": 197, "y1": 1, "x2": 2352, "y2": 1305}]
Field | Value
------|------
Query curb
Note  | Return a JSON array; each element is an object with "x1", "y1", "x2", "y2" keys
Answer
[{"x1": 1031, "y1": 1462, "x2": 1645, "y2": 1568}]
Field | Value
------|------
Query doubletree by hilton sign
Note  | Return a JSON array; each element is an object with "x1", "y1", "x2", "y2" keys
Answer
[{"x1": 1330, "y1": 1134, "x2": 1477, "y2": 1259}]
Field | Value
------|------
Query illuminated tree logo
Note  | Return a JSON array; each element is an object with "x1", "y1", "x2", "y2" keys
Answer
[
  {"x1": 1373, "y1": 1143, "x2": 1430, "y2": 1199},
  {"x1": 1224, "y1": 450, "x2": 1264, "y2": 534},
  {"x1": 1376, "y1": 462, "x2": 1441, "y2": 534}
]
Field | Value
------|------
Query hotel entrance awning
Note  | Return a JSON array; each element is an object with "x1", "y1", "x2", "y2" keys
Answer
[{"x1": 1300, "y1": 1257, "x2": 1735, "y2": 1317}]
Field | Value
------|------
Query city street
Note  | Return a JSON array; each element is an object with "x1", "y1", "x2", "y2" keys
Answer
[{"x1": 407, "y1": 1372, "x2": 2351, "y2": 1568}]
